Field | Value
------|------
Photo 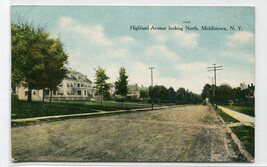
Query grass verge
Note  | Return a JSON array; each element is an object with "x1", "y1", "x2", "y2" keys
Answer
[
  {"x1": 217, "y1": 107, "x2": 239, "y2": 123},
  {"x1": 223, "y1": 105, "x2": 254, "y2": 117},
  {"x1": 11, "y1": 95, "x2": 154, "y2": 119},
  {"x1": 230, "y1": 125, "x2": 255, "y2": 157}
]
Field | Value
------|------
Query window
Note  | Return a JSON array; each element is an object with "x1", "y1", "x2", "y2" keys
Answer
[
  {"x1": 45, "y1": 90, "x2": 50, "y2": 95},
  {"x1": 25, "y1": 91, "x2": 28, "y2": 96},
  {"x1": 53, "y1": 91, "x2": 56, "y2": 95},
  {"x1": 84, "y1": 90, "x2": 86, "y2": 96},
  {"x1": 33, "y1": 91, "x2": 36, "y2": 95},
  {"x1": 77, "y1": 83, "x2": 80, "y2": 87},
  {"x1": 77, "y1": 90, "x2": 81, "y2": 95}
]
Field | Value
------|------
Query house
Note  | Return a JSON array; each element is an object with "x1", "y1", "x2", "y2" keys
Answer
[
  {"x1": 17, "y1": 69, "x2": 94, "y2": 101},
  {"x1": 127, "y1": 84, "x2": 140, "y2": 99}
]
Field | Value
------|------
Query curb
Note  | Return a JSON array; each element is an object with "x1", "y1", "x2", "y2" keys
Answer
[{"x1": 217, "y1": 112, "x2": 254, "y2": 162}]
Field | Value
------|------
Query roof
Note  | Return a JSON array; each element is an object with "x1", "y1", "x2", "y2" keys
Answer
[
  {"x1": 65, "y1": 69, "x2": 92, "y2": 83},
  {"x1": 128, "y1": 84, "x2": 139, "y2": 91}
]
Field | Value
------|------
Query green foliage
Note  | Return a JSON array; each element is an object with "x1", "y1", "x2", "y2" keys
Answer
[
  {"x1": 139, "y1": 89, "x2": 149, "y2": 99},
  {"x1": 115, "y1": 67, "x2": 129, "y2": 97},
  {"x1": 201, "y1": 83, "x2": 255, "y2": 106},
  {"x1": 148, "y1": 85, "x2": 201, "y2": 104},
  {"x1": 94, "y1": 67, "x2": 112, "y2": 104},
  {"x1": 201, "y1": 84, "x2": 212, "y2": 100},
  {"x1": 11, "y1": 22, "x2": 68, "y2": 101},
  {"x1": 231, "y1": 126, "x2": 254, "y2": 157}
]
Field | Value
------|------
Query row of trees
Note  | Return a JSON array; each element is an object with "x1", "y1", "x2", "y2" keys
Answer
[
  {"x1": 94, "y1": 67, "x2": 202, "y2": 105},
  {"x1": 201, "y1": 83, "x2": 255, "y2": 105},
  {"x1": 147, "y1": 86, "x2": 202, "y2": 104},
  {"x1": 94, "y1": 67, "x2": 129, "y2": 105},
  {"x1": 12, "y1": 22, "x2": 68, "y2": 102}
]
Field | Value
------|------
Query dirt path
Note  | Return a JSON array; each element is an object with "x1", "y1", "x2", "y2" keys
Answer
[{"x1": 11, "y1": 105, "x2": 245, "y2": 162}]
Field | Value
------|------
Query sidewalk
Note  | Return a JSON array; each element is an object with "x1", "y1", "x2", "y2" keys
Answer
[{"x1": 218, "y1": 106, "x2": 255, "y2": 127}]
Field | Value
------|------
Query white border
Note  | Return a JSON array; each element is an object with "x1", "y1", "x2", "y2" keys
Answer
[{"x1": 1, "y1": 0, "x2": 267, "y2": 166}]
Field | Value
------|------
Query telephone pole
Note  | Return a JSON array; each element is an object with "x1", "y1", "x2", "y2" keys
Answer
[
  {"x1": 149, "y1": 67, "x2": 155, "y2": 110},
  {"x1": 207, "y1": 64, "x2": 223, "y2": 96},
  {"x1": 208, "y1": 76, "x2": 214, "y2": 85}
]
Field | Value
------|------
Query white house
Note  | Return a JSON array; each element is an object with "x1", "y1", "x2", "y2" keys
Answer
[{"x1": 17, "y1": 69, "x2": 94, "y2": 101}]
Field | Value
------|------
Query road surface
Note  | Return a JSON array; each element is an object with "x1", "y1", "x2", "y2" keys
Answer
[{"x1": 12, "y1": 105, "x2": 245, "y2": 162}]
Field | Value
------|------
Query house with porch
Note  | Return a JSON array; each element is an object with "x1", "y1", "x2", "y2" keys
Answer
[{"x1": 17, "y1": 69, "x2": 94, "y2": 101}]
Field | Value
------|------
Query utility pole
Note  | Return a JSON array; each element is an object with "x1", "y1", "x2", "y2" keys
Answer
[
  {"x1": 207, "y1": 64, "x2": 223, "y2": 97},
  {"x1": 208, "y1": 76, "x2": 214, "y2": 85},
  {"x1": 149, "y1": 67, "x2": 155, "y2": 110}
]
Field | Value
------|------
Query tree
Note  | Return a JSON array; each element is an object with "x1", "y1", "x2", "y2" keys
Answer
[
  {"x1": 201, "y1": 84, "x2": 212, "y2": 101},
  {"x1": 94, "y1": 67, "x2": 112, "y2": 106},
  {"x1": 215, "y1": 84, "x2": 233, "y2": 104},
  {"x1": 11, "y1": 22, "x2": 68, "y2": 102},
  {"x1": 176, "y1": 88, "x2": 187, "y2": 104},
  {"x1": 42, "y1": 39, "x2": 68, "y2": 102},
  {"x1": 167, "y1": 87, "x2": 176, "y2": 103},
  {"x1": 115, "y1": 67, "x2": 129, "y2": 99},
  {"x1": 139, "y1": 89, "x2": 148, "y2": 100}
]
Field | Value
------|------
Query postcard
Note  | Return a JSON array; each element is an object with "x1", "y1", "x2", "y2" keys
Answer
[{"x1": 11, "y1": 6, "x2": 255, "y2": 162}]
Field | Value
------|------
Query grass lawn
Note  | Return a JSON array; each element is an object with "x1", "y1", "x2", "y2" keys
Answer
[
  {"x1": 217, "y1": 108, "x2": 239, "y2": 123},
  {"x1": 230, "y1": 125, "x2": 255, "y2": 157},
  {"x1": 223, "y1": 105, "x2": 254, "y2": 117},
  {"x1": 11, "y1": 95, "x2": 155, "y2": 119}
]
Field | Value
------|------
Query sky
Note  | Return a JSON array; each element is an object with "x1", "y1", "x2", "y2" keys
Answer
[{"x1": 11, "y1": 6, "x2": 255, "y2": 94}]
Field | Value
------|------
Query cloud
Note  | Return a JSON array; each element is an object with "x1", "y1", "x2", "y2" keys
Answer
[
  {"x1": 227, "y1": 31, "x2": 254, "y2": 47},
  {"x1": 220, "y1": 51, "x2": 254, "y2": 64},
  {"x1": 103, "y1": 48, "x2": 130, "y2": 59},
  {"x1": 116, "y1": 36, "x2": 136, "y2": 45},
  {"x1": 149, "y1": 24, "x2": 199, "y2": 48},
  {"x1": 59, "y1": 17, "x2": 74, "y2": 27},
  {"x1": 57, "y1": 16, "x2": 138, "y2": 66},
  {"x1": 174, "y1": 62, "x2": 211, "y2": 93},
  {"x1": 59, "y1": 16, "x2": 136, "y2": 47},
  {"x1": 59, "y1": 17, "x2": 111, "y2": 46},
  {"x1": 175, "y1": 62, "x2": 209, "y2": 72},
  {"x1": 149, "y1": 31, "x2": 167, "y2": 43},
  {"x1": 145, "y1": 45, "x2": 178, "y2": 61}
]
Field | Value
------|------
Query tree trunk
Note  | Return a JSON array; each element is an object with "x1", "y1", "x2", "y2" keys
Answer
[
  {"x1": 27, "y1": 88, "x2": 32, "y2": 102},
  {"x1": 50, "y1": 90, "x2": 52, "y2": 103},
  {"x1": 43, "y1": 88, "x2": 45, "y2": 102},
  {"x1": 101, "y1": 92, "x2": 103, "y2": 106}
]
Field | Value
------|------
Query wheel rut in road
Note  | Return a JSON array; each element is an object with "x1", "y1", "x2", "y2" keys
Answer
[{"x1": 184, "y1": 105, "x2": 246, "y2": 162}]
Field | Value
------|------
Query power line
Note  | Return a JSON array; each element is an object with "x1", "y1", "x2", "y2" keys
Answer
[
  {"x1": 149, "y1": 67, "x2": 155, "y2": 110},
  {"x1": 207, "y1": 64, "x2": 223, "y2": 96}
]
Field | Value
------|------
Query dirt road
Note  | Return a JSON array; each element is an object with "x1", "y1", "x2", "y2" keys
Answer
[{"x1": 12, "y1": 105, "x2": 245, "y2": 162}]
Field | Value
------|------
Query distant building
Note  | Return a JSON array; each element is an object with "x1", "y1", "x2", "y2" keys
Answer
[
  {"x1": 17, "y1": 69, "x2": 94, "y2": 101},
  {"x1": 246, "y1": 83, "x2": 255, "y2": 101},
  {"x1": 127, "y1": 84, "x2": 140, "y2": 99},
  {"x1": 140, "y1": 85, "x2": 148, "y2": 91}
]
